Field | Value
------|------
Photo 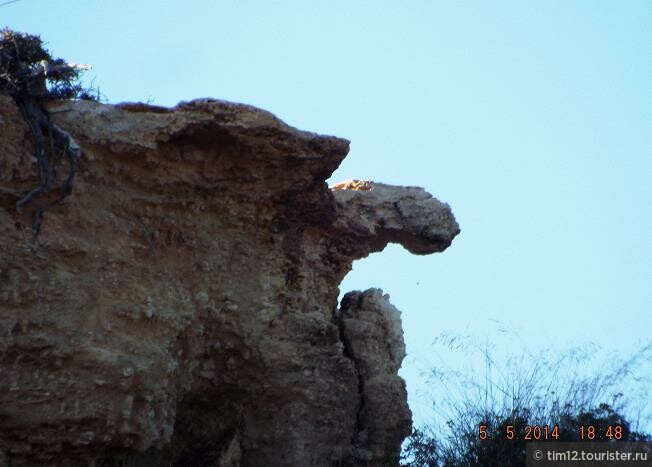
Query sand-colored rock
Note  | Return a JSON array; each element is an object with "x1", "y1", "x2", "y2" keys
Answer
[{"x1": 0, "y1": 96, "x2": 459, "y2": 466}]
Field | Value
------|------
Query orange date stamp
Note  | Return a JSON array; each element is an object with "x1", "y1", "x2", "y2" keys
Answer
[{"x1": 478, "y1": 424, "x2": 625, "y2": 441}]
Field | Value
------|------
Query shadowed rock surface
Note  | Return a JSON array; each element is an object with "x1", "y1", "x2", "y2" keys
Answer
[{"x1": 0, "y1": 96, "x2": 459, "y2": 466}]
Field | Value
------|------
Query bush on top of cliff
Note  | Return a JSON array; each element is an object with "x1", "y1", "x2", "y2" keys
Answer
[{"x1": 0, "y1": 28, "x2": 98, "y2": 101}]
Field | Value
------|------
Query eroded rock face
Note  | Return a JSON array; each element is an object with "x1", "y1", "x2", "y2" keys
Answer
[
  {"x1": 0, "y1": 96, "x2": 459, "y2": 466},
  {"x1": 338, "y1": 289, "x2": 412, "y2": 465}
]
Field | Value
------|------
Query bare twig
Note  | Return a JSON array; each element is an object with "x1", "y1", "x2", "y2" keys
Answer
[
  {"x1": 0, "y1": 0, "x2": 21, "y2": 7},
  {"x1": 28, "y1": 61, "x2": 92, "y2": 80}
]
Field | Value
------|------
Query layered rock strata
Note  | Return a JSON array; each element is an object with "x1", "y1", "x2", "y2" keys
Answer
[{"x1": 0, "y1": 96, "x2": 459, "y2": 466}]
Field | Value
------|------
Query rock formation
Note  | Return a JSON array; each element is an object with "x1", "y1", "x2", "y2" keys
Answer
[{"x1": 0, "y1": 96, "x2": 459, "y2": 466}]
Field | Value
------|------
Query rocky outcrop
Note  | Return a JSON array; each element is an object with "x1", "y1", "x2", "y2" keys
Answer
[
  {"x1": 338, "y1": 289, "x2": 411, "y2": 464},
  {"x1": 0, "y1": 96, "x2": 459, "y2": 466}
]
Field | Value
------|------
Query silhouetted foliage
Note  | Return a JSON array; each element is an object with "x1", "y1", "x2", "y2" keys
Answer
[
  {"x1": 402, "y1": 428, "x2": 440, "y2": 467},
  {"x1": 0, "y1": 29, "x2": 98, "y2": 242},
  {"x1": 401, "y1": 334, "x2": 652, "y2": 466},
  {"x1": 0, "y1": 28, "x2": 98, "y2": 101},
  {"x1": 401, "y1": 404, "x2": 650, "y2": 467}
]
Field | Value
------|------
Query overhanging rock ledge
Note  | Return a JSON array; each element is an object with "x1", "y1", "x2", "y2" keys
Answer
[{"x1": 0, "y1": 97, "x2": 459, "y2": 466}]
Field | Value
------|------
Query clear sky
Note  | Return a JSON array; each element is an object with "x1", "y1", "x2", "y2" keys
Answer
[{"x1": 4, "y1": 0, "x2": 650, "y2": 430}]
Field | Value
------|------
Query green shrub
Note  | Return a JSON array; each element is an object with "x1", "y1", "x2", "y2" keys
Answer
[
  {"x1": 0, "y1": 29, "x2": 98, "y2": 240},
  {"x1": 0, "y1": 28, "x2": 97, "y2": 101}
]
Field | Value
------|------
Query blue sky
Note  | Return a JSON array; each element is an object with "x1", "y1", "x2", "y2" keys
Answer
[{"x1": 5, "y1": 0, "x2": 650, "y2": 429}]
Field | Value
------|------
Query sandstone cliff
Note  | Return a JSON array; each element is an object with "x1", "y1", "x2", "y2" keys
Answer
[{"x1": 0, "y1": 96, "x2": 459, "y2": 466}]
